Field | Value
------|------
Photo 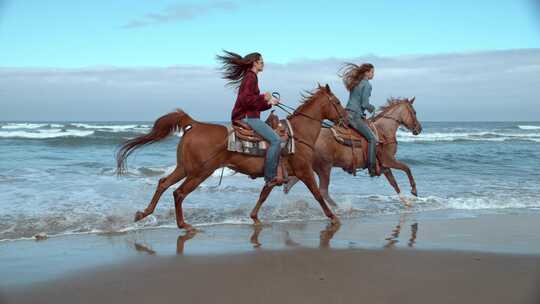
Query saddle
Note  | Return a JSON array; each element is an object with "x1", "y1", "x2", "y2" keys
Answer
[
  {"x1": 330, "y1": 120, "x2": 379, "y2": 147},
  {"x1": 227, "y1": 112, "x2": 295, "y2": 157},
  {"x1": 227, "y1": 112, "x2": 294, "y2": 185},
  {"x1": 232, "y1": 120, "x2": 289, "y2": 143},
  {"x1": 330, "y1": 120, "x2": 381, "y2": 176}
]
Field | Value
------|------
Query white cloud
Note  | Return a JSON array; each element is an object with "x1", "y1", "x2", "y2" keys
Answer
[{"x1": 1, "y1": 49, "x2": 539, "y2": 121}]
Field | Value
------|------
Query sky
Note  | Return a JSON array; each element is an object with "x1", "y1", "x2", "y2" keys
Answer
[{"x1": 1, "y1": 0, "x2": 539, "y2": 121}]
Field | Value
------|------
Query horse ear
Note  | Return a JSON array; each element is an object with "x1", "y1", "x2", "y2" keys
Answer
[
  {"x1": 410, "y1": 96, "x2": 416, "y2": 104},
  {"x1": 325, "y1": 84, "x2": 331, "y2": 92},
  {"x1": 317, "y1": 82, "x2": 322, "y2": 88}
]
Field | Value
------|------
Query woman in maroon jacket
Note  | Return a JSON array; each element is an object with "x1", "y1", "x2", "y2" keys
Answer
[{"x1": 217, "y1": 50, "x2": 282, "y2": 186}]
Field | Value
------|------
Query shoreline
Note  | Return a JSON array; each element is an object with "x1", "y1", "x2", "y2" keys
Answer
[{"x1": 1, "y1": 210, "x2": 540, "y2": 288}]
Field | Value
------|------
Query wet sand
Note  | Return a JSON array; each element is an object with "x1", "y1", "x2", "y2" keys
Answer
[{"x1": 1, "y1": 211, "x2": 540, "y2": 303}]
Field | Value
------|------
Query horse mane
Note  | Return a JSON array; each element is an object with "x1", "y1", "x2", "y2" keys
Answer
[
  {"x1": 372, "y1": 97, "x2": 409, "y2": 121},
  {"x1": 299, "y1": 86, "x2": 326, "y2": 104},
  {"x1": 288, "y1": 86, "x2": 327, "y2": 117}
]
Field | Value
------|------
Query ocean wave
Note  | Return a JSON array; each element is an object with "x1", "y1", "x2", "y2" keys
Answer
[
  {"x1": 0, "y1": 129, "x2": 94, "y2": 139},
  {"x1": 396, "y1": 131, "x2": 540, "y2": 142},
  {"x1": 0, "y1": 123, "x2": 68, "y2": 129},
  {"x1": 1, "y1": 123, "x2": 44, "y2": 129},
  {"x1": 70, "y1": 123, "x2": 150, "y2": 132},
  {"x1": 2, "y1": 191, "x2": 539, "y2": 241},
  {"x1": 518, "y1": 125, "x2": 540, "y2": 130}
]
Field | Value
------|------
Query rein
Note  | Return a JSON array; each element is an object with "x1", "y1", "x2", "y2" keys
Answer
[
  {"x1": 271, "y1": 91, "x2": 344, "y2": 151},
  {"x1": 272, "y1": 92, "x2": 343, "y2": 128}
]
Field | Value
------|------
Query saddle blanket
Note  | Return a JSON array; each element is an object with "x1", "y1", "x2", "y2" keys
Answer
[{"x1": 227, "y1": 119, "x2": 295, "y2": 157}]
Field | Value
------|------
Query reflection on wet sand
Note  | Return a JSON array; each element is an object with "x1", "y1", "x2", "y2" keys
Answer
[
  {"x1": 131, "y1": 216, "x2": 418, "y2": 256},
  {"x1": 250, "y1": 225, "x2": 263, "y2": 248},
  {"x1": 384, "y1": 213, "x2": 419, "y2": 248},
  {"x1": 249, "y1": 223, "x2": 341, "y2": 249},
  {"x1": 133, "y1": 242, "x2": 156, "y2": 255},
  {"x1": 176, "y1": 230, "x2": 197, "y2": 254},
  {"x1": 319, "y1": 223, "x2": 341, "y2": 249}
]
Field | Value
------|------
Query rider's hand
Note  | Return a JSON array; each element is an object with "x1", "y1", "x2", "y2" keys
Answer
[
  {"x1": 264, "y1": 92, "x2": 272, "y2": 101},
  {"x1": 269, "y1": 97, "x2": 280, "y2": 106}
]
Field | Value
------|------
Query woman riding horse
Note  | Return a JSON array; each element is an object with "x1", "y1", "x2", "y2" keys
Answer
[
  {"x1": 217, "y1": 51, "x2": 282, "y2": 186},
  {"x1": 341, "y1": 63, "x2": 379, "y2": 176}
]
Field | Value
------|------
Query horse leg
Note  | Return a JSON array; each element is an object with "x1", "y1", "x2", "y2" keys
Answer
[
  {"x1": 316, "y1": 165, "x2": 338, "y2": 208},
  {"x1": 383, "y1": 168, "x2": 411, "y2": 207},
  {"x1": 134, "y1": 166, "x2": 186, "y2": 222},
  {"x1": 383, "y1": 157, "x2": 418, "y2": 197},
  {"x1": 383, "y1": 168, "x2": 400, "y2": 194},
  {"x1": 172, "y1": 172, "x2": 212, "y2": 230},
  {"x1": 283, "y1": 176, "x2": 299, "y2": 194},
  {"x1": 297, "y1": 170, "x2": 339, "y2": 225},
  {"x1": 250, "y1": 184, "x2": 276, "y2": 225}
]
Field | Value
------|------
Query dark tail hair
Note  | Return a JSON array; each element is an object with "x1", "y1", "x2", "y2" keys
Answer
[{"x1": 116, "y1": 109, "x2": 193, "y2": 175}]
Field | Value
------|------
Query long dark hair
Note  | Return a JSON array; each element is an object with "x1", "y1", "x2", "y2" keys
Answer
[
  {"x1": 216, "y1": 50, "x2": 262, "y2": 89},
  {"x1": 339, "y1": 63, "x2": 374, "y2": 92}
]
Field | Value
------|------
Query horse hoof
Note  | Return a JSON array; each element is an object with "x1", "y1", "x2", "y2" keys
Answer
[
  {"x1": 134, "y1": 211, "x2": 145, "y2": 222},
  {"x1": 411, "y1": 190, "x2": 418, "y2": 197},
  {"x1": 178, "y1": 223, "x2": 193, "y2": 231}
]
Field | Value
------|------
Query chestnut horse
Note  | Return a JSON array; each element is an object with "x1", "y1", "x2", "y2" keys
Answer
[
  {"x1": 116, "y1": 85, "x2": 348, "y2": 229},
  {"x1": 284, "y1": 97, "x2": 422, "y2": 207}
]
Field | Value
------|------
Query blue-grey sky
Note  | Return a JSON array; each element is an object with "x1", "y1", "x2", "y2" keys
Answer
[{"x1": 0, "y1": 0, "x2": 539, "y2": 121}]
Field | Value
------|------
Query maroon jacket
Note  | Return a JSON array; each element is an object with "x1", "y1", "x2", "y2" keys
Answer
[{"x1": 231, "y1": 70, "x2": 271, "y2": 121}]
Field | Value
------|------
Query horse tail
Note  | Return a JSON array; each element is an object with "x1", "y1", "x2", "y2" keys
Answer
[{"x1": 116, "y1": 109, "x2": 194, "y2": 175}]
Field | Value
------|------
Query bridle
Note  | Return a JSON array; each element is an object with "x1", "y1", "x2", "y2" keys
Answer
[
  {"x1": 374, "y1": 101, "x2": 418, "y2": 133},
  {"x1": 272, "y1": 91, "x2": 347, "y2": 128},
  {"x1": 272, "y1": 90, "x2": 347, "y2": 151}
]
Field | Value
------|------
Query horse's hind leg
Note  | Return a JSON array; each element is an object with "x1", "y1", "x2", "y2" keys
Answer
[
  {"x1": 172, "y1": 171, "x2": 213, "y2": 230},
  {"x1": 250, "y1": 184, "x2": 276, "y2": 225},
  {"x1": 381, "y1": 144, "x2": 418, "y2": 197},
  {"x1": 382, "y1": 168, "x2": 401, "y2": 195},
  {"x1": 383, "y1": 158, "x2": 417, "y2": 197},
  {"x1": 382, "y1": 167, "x2": 412, "y2": 207},
  {"x1": 134, "y1": 166, "x2": 186, "y2": 222},
  {"x1": 316, "y1": 165, "x2": 338, "y2": 208}
]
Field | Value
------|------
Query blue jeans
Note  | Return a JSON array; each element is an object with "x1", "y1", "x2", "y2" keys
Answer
[
  {"x1": 244, "y1": 118, "x2": 282, "y2": 182},
  {"x1": 348, "y1": 113, "x2": 377, "y2": 170}
]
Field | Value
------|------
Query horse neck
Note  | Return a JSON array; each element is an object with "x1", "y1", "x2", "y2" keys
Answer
[
  {"x1": 373, "y1": 107, "x2": 401, "y2": 137},
  {"x1": 288, "y1": 100, "x2": 324, "y2": 145}
]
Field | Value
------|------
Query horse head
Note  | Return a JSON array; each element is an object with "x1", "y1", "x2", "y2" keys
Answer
[
  {"x1": 306, "y1": 84, "x2": 348, "y2": 126},
  {"x1": 403, "y1": 97, "x2": 422, "y2": 135},
  {"x1": 378, "y1": 97, "x2": 422, "y2": 135}
]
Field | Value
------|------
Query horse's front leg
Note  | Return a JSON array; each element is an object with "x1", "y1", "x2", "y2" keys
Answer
[
  {"x1": 283, "y1": 176, "x2": 299, "y2": 194},
  {"x1": 296, "y1": 168, "x2": 339, "y2": 225},
  {"x1": 250, "y1": 184, "x2": 276, "y2": 225}
]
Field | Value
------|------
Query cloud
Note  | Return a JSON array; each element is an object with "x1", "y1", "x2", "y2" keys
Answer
[
  {"x1": 1, "y1": 49, "x2": 539, "y2": 121},
  {"x1": 122, "y1": 1, "x2": 236, "y2": 28}
]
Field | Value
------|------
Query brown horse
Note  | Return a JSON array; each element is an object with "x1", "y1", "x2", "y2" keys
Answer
[
  {"x1": 116, "y1": 84, "x2": 348, "y2": 229},
  {"x1": 284, "y1": 97, "x2": 422, "y2": 207}
]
